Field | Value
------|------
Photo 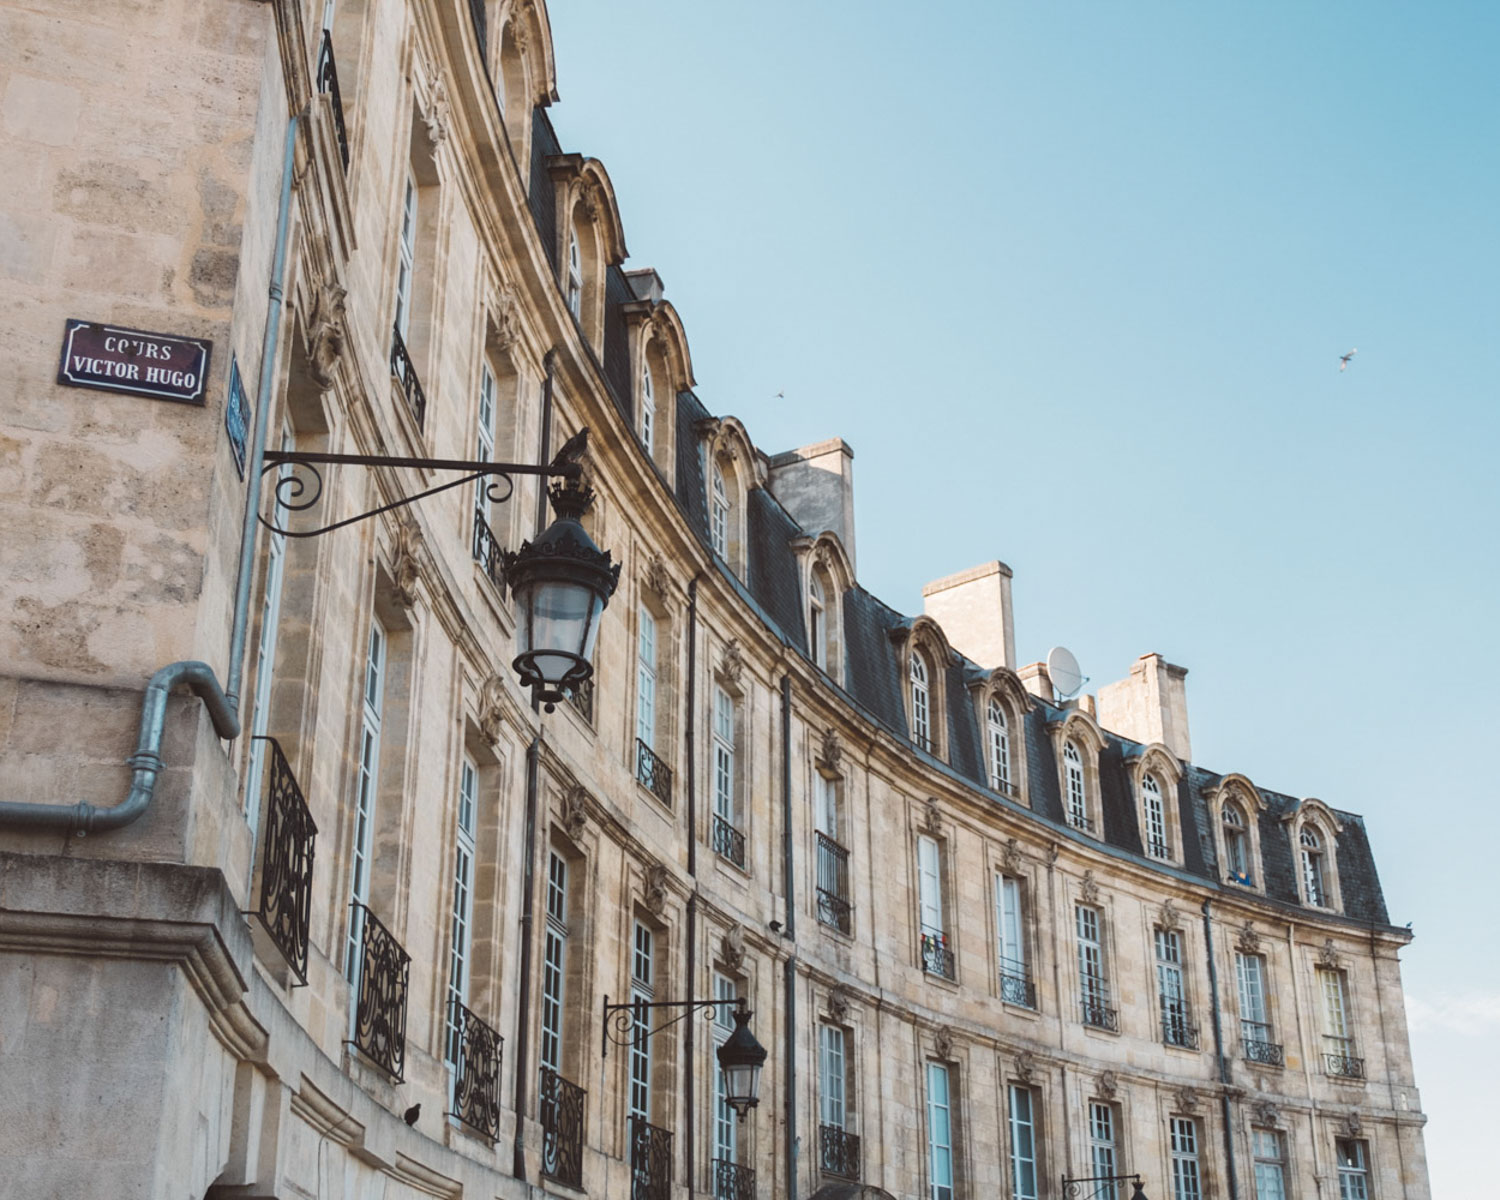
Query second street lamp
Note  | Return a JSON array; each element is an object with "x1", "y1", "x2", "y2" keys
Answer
[{"x1": 602, "y1": 996, "x2": 767, "y2": 1120}]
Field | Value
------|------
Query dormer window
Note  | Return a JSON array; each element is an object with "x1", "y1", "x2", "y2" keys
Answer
[
  {"x1": 1300, "y1": 827, "x2": 1326, "y2": 907},
  {"x1": 1223, "y1": 802, "x2": 1251, "y2": 884},
  {"x1": 710, "y1": 463, "x2": 728, "y2": 557},
  {"x1": 809, "y1": 573, "x2": 827, "y2": 670},
  {"x1": 986, "y1": 698, "x2": 1011, "y2": 793},
  {"x1": 1141, "y1": 773, "x2": 1169, "y2": 859},
  {"x1": 566, "y1": 228, "x2": 582, "y2": 319},
  {"x1": 910, "y1": 652, "x2": 932, "y2": 752},
  {"x1": 1064, "y1": 741, "x2": 1087, "y2": 831}
]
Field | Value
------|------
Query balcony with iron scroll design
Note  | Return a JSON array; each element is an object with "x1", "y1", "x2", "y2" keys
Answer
[
  {"x1": 713, "y1": 1159, "x2": 755, "y2": 1200},
  {"x1": 636, "y1": 738, "x2": 673, "y2": 807},
  {"x1": 998, "y1": 956, "x2": 1036, "y2": 1009},
  {"x1": 920, "y1": 931, "x2": 955, "y2": 981},
  {"x1": 446, "y1": 999, "x2": 503, "y2": 1141},
  {"x1": 818, "y1": 1124, "x2": 861, "y2": 1181},
  {"x1": 1161, "y1": 1007, "x2": 1200, "y2": 1050},
  {"x1": 390, "y1": 325, "x2": 427, "y2": 429},
  {"x1": 250, "y1": 736, "x2": 317, "y2": 985},
  {"x1": 816, "y1": 831, "x2": 852, "y2": 934},
  {"x1": 316, "y1": 31, "x2": 350, "y2": 170},
  {"x1": 630, "y1": 1115, "x2": 673, "y2": 1200},
  {"x1": 540, "y1": 1067, "x2": 586, "y2": 1189},
  {"x1": 1241, "y1": 1021, "x2": 1284, "y2": 1068},
  {"x1": 349, "y1": 903, "x2": 411, "y2": 1080},
  {"x1": 1080, "y1": 986, "x2": 1119, "y2": 1032},
  {"x1": 1323, "y1": 1035, "x2": 1365, "y2": 1080},
  {"x1": 712, "y1": 813, "x2": 746, "y2": 868},
  {"x1": 473, "y1": 507, "x2": 505, "y2": 590}
]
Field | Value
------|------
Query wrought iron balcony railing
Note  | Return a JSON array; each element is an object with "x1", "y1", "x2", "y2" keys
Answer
[
  {"x1": 1080, "y1": 988, "x2": 1119, "y2": 1032},
  {"x1": 630, "y1": 1115, "x2": 673, "y2": 1200},
  {"x1": 1161, "y1": 1009, "x2": 1199, "y2": 1050},
  {"x1": 713, "y1": 1159, "x2": 755, "y2": 1200},
  {"x1": 1067, "y1": 811, "x2": 1096, "y2": 835},
  {"x1": 446, "y1": 999, "x2": 503, "y2": 1141},
  {"x1": 473, "y1": 508, "x2": 505, "y2": 589},
  {"x1": 349, "y1": 902, "x2": 411, "y2": 1080},
  {"x1": 819, "y1": 1123, "x2": 861, "y2": 1181},
  {"x1": 390, "y1": 324, "x2": 427, "y2": 429},
  {"x1": 921, "y1": 931, "x2": 955, "y2": 980},
  {"x1": 568, "y1": 675, "x2": 594, "y2": 723},
  {"x1": 1241, "y1": 1021, "x2": 1284, "y2": 1067},
  {"x1": 815, "y1": 831, "x2": 852, "y2": 934},
  {"x1": 636, "y1": 738, "x2": 673, "y2": 807},
  {"x1": 540, "y1": 1067, "x2": 586, "y2": 1189},
  {"x1": 251, "y1": 736, "x2": 317, "y2": 984},
  {"x1": 712, "y1": 813, "x2": 746, "y2": 868},
  {"x1": 998, "y1": 956, "x2": 1036, "y2": 1008},
  {"x1": 1323, "y1": 1036, "x2": 1365, "y2": 1080},
  {"x1": 316, "y1": 31, "x2": 350, "y2": 170}
]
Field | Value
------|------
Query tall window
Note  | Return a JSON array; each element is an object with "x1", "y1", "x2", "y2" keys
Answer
[
  {"x1": 1155, "y1": 928, "x2": 1191, "y2": 1047},
  {"x1": 244, "y1": 424, "x2": 293, "y2": 839},
  {"x1": 540, "y1": 851, "x2": 569, "y2": 1073},
  {"x1": 345, "y1": 620, "x2": 386, "y2": 983},
  {"x1": 1142, "y1": 774, "x2": 1169, "y2": 858},
  {"x1": 986, "y1": 698, "x2": 1011, "y2": 793},
  {"x1": 819, "y1": 1024, "x2": 847, "y2": 1132},
  {"x1": 712, "y1": 972, "x2": 738, "y2": 1183},
  {"x1": 710, "y1": 463, "x2": 729, "y2": 558},
  {"x1": 629, "y1": 921, "x2": 655, "y2": 1121},
  {"x1": 1301, "y1": 826, "x2": 1327, "y2": 906},
  {"x1": 1252, "y1": 1129, "x2": 1286, "y2": 1200},
  {"x1": 636, "y1": 606, "x2": 657, "y2": 750},
  {"x1": 1319, "y1": 966, "x2": 1356, "y2": 1073},
  {"x1": 1223, "y1": 801, "x2": 1251, "y2": 884},
  {"x1": 565, "y1": 228, "x2": 582, "y2": 319},
  {"x1": 917, "y1": 834, "x2": 949, "y2": 976},
  {"x1": 815, "y1": 773, "x2": 850, "y2": 933},
  {"x1": 641, "y1": 362, "x2": 657, "y2": 455},
  {"x1": 809, "y1": 573, "x2": 827, "y2": 670},
  {"x1": 910, "y1": 653, "x2": 931, "y2": 751},
  {"x1": 1336, "y1": 1139, "x2": 1370, "y2": 1200},
  {"x1": 444, "y1": 758, "x2": 478, "y2": 1068},
  {"x1": 1089, "y1": 1102, "x2": 1119, "y2": 1198},
  {"x1": 473, "y1": 364, "x2": 497, "y2": 534},
  {"x1": 1236, "y1": 952, "x2": 1275, "y2": 1059},
  {"x1": 712, "y1": 684, "x2": 741, "y2": 865},
  {"x1": 1064, "y1": 741, "x2": 1088, "y2": 830},
  {"x1": 1076, "y1": 904, "x2": 1111, "y2": 1028},
  {"x1": 995, "y1": 874, "x2": 1031, "y2": 1007},
  {"x1": 1169, "y1": 1117, "x2": 1202, "y2": 1200},
  {"x1": 925, "y1": 1063, "x2": 954, "y2": 1200},
  {"x1": 1007, "y1": 1085, "x2": 1038, "y2": 1200},
  {"x1": 394, "y1": 175, "x2": 417, "y2": 338}
]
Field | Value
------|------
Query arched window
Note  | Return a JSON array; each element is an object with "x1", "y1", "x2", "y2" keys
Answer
[
  {"x1": 710, "y1": 463, "x2": 729, "y2": 558},
  {"x1": 566, "y1": 228, "x2": 582, "y2": 319},
  {"x1": 1064, "y1": 741, "x2": 1087, "y2": 832},
  {"x1": 1300, "y1": 826, "x2": 1326, "y2": 907},
  {"x1": 910, "y1": 652, "x2": 931, "y2": 752},
  {"x1": 1141, "y1": 774, "x2": 1169, "y2": 859},
  {"x1": 809, "y1": 573, "x2": 827, "y2": 670},
  {"x1": 986, "y1": 698, "x2": 1011, "y2": 793},
  {"x1": 640, "y1": 360, "x2": 657, "y2": 455},
  {"x1": 1222, "y1": 801, "x2": 1251, "y2": 885}
]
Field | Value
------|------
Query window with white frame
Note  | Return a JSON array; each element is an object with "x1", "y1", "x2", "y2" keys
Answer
[
  {"x1": 819, "y1": 1023, "x2": 847, "y2": 1132},
  {"x1": 910, "y1": 652, "x2": 932, "y2": 751},
  {"x1": 1170, "y1": 1117, "x2": 1203, "y2": 1200},
  {"x1": 345, "y1": 619, "x2": 386, "y2": 984},
  {"x1": 1142, "y1": 773, "x2": 1170, "y2": 858},
  {"x1": 473, "y1": 363, "x2": 497, "y2": 538},
  {"x1": 1336, "y1": 1138, "x2": 1370, "y2": 1200},
  {"x1": 917, "y1": 834, "x2": 950, "y2": 977},
  {"x1": 540, "y1": 851, "x2": 569, "y2": 1074},
  {"x1": 443, "y1": 757, "x2": 478, "y2": 1069},
  {"x1": 565, "y1": 227, "x2": 582, "y2": 319},
  {"x1": 1007, "y1": 1084, "x2": 1039, "y2": 1200},
  {"x1": 1223, "y1": 800, "x2": 1252, "y2": 884},
  {"x1": 1088, "y1": 1102, "x2": 1120, "y2": 1198},
  {"x1": 641, "y1": 361, "x2": 657, "y2": 455},
  {"x1": 809, "y1": 572, "x2": 827, "y2": 671},
  {"x1": 636, "y1": 606, "x2": 657, "y2": 751},
  {"x1": 986, "y1": 697, "x2": 1012, "y2": 793},
  {"x1": 394, "y1": 174, "x2": 417, "y2": 339},
  {"x1": 1155, "y1": 928, "x2": 1192, "y2": 1048},
  {"x1": 815, "y1": 772, "x2": 851, "y2": 933},
  {"x1": 1301, "y1": 825, "x2": 1327, "y2": 906},
  {"x1": 1236, "y1": 952, "x2": 1277, "y2": 1062},
  {"x1": 1252, "y1": 1128, "x2": 1287, "y2": 1200},
  {"x1": 629, "y1": 920, "x2": 655, "y2": 1121},
  {"x1": 926, "y1": 1062, "x2": 954, "y2": 1200},
  {"x1": 710, "y1": 463, "x2": 729, "y2": 558},
  {"x1": 1076, "y1": 904, "x2": 1113, "y2": 1028},
  {"x1": 712, "y1": 971, "x2": 739, "y2": 1182},
  {"x1": 1064, "y1": 741, "x2": 1089, "y2": 831},
  {"x1": 244, "y1": 424, "x2": 293, "y2": 841},
  {"x1": 995, "y1": 874, "x2": 1031, "y2": 1007},
  {"x1": 1319, "y1": 966, "x2": 1359, "y2": 1075},
  {"x1": 712, "y1": 684, "x2": 744, "y2": 866}
]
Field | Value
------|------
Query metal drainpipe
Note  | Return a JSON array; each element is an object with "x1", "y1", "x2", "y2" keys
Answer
[
  {"x1": 684, "y1": 576, "x2": 699, "y2": 1200},
  {"x1": 780, "y1": 673, "x2": 797, "y2": 1200},
  {"x1": 1202, "y1": 898, "x2": 1239, "y2": 1199},
  {"x1": 225, "y1": 112, "x2": 300, "y2": 716}
]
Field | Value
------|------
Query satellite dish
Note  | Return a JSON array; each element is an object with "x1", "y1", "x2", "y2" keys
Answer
[{"x1": 1046, "y1": 646, "x2": 1085, "y2": 699}]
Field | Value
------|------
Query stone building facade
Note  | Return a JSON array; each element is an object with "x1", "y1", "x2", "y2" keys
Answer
[{"x1": 0, "y1": 1, "x2": 1429, "y2": 1198}]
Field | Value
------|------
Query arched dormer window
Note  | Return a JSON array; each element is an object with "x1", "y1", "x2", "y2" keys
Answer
[
  {"x1": 565, "y1": 227, "x2": 582, "y2": 320},
  {"x1": 808, "y1": 574, "x2": 827, "y2": 671},
  {"x1": 1048, "y1": 711, "x2": 1106, "y2": 837},
  {"x1": 986, "y1": 698, "x2": 1011, "y2": 793},
  {"x1": 1063, "y1": 742, "x2": 1087, "y2": 831},
  {"x1": 1126, "y1": 744, "x2": 1184, "y2": 864},
  {"x1": 710, "y1": 462, "x2": 729, "y2": 558},
  {"x1": 800, "y1": 535, "x2": 851, "y2": 685},
  {"x1": 1209, "y1": 775, "x2": 1267, "y2": 892},
  {"x1": 910, "y1": 652, "x2": 932, "y2": 753},
  {"x1": 974, "y1": 668, "x2": 1030, "y2": 803},
  {"x1": 1286, "y1": 799, "x2": 1343, "y2": 911},
  {"x1": 1141, "y1": 774, "x2": 1168, "y2": 859},
  {"x1": 1222, "y1": 802, "x2": 1251, "y2": 884},
  {"x1": 641, "y1": 358, "x2": 657, "y2": 452},
  {"x1": 1300, "y1": 827, "x2": 1326, "y2": 907},
  {"x1": 899, "y1": 617, "x2": 951, "y2": 759}
]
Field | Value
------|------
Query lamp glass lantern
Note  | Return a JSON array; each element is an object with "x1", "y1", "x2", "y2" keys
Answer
[
  {"x1": 715, "y1": 1004, "x2": 768, "y2": 1118},
  {"x1": 504, "y1": 477, "x2": 620, "y2": 710}
]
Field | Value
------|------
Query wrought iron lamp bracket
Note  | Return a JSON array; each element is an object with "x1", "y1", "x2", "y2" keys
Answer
[
  {"x1": 601, "y1": 995, "x2": 745, "y2": 1059},
  {"x1": 1061, "y1": 1174, "x2": 1146, "y2": 1200}
]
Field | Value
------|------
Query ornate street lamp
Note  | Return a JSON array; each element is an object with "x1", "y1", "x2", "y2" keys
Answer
[{"x1": 504, "y1": 476, "x2": 620, "y2": 710}]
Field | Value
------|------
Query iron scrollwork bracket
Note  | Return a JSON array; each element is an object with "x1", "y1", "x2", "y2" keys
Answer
[
  {"x1": 601, "y1": 995, "x2": 744, "y2": 1059},
  {"x1": 1061, "y1": 1174, "x2": 1146, "y2": 1200}
]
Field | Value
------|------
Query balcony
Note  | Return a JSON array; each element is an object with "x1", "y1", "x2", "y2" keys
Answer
[
  {"x1": 250, "y1": 736, "x2": 317, "y2": 984},
  {"x1": 998, "y1": 956, "x2": 1036, "y2": 1009},
  {"x1": 819, "y1": 1124, "x2": 861, "y2": 1181},
  {"x1": 1067, "y1": 811, "x2": 1096, "y2": 835},
  {"x1": 636, "y1": 738, "x2": 673, "y2": 807},
  {"x1": 349, "y1": 903, "x2": 411, "y2": 1080},
  {"x1": 472, "y1": 508, "x2": 505, "y2": 590},
  {"x1": 921, "y1": 931, "x2": 955, "y2": 980},
  {"x1": 1161, "y1": 1008, "x2": 1199, "y2": 1050},
  {"x1": 630, "y1": 1115, "x2": 673, "y2": 1200},
  {"x1": 713, "y1": 1159, "x2": 755, "y2": 1200},
  {"x1": 540, "y1": 1067, "x2": 586, "y2": 1189},
  {"x1": 568, "y1": 675, "x2": 594, "y2": 723},
  {"x1": 815, "y1": 831, "x2": 852, "y2": 934},
  {"x1": 712, "y1": 813, "x2": 746, "y2": 868},
  {"x1": 316, "y1": 31, "x2": 350, "y2": 170},
  {"x1": 1323, "y1": 1036, "x2": 1365, "y2": 1080},
  {"x1": 446, "y1": 999, "x2": 503, "y2": 1141},
  {"x1": 1080, "y1": 988, "x2": 1119, "y2": 1032},
  {"x1": 1241, "y1": 1021, "x2": 1284, "y2": 1067},
  {"x1": 390, "y1": 324, "x2": 427, "y2": 429}
]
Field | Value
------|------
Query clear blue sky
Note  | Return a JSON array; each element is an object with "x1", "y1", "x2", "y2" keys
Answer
[{"x1": 545, "y1": 3, "x2": 1497, "y2": 1191}]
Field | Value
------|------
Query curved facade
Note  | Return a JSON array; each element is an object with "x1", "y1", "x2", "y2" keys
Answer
[{"x1": 0, "y1": 1, "x2": 1429, "y2": 1198}]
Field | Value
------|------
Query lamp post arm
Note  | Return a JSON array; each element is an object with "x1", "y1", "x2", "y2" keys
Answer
[{"x1": 601, "y1": 996, "x2": 745, "y2": 1059}]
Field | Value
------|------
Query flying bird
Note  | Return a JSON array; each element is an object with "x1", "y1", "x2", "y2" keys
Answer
[{"x1": 1338, "y1": 349, "x2": 1357, "y2": 372}]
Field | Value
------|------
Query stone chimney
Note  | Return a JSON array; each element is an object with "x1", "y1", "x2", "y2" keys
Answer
[
  {"x1": 921, "y1": 561, "x2": 1016, "y2": 670},
  {"x1": 624, "y1": 267, "x2": 666, "y2": 303},
  {"x1": 1096, "y1": 653, "x2": 1192, "y2": 761},
  {"x1": 767, "y1": 438, "x2": 857, "y2": 574},
  {"x1": 1018, "y1": 662, "x2": 1052, "y2": 701}
]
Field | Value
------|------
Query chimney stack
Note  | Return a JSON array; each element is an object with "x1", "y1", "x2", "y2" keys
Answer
[
  {"x1": 921, "y1": 561, "x2": 1016, "y2": 670},
  {"x1": 1096, "y1": 653, "x2": 1192, "y2": 761},
  {"x1": 767, "y1": 438, "x2": 857, "y2": 573}
]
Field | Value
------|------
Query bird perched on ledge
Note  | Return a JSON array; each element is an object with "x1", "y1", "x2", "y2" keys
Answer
[{"x1": 403, "y1": 1103, "x2": 421, "y2": 1127}]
